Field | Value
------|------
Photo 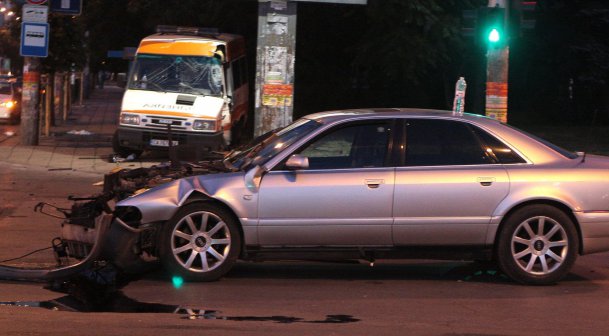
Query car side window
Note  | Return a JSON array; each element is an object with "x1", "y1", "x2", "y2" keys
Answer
[
  {"x1": 404, "y1": 119, "x2": 493, "y2": 166},
  {"x1": 470, "y1": 125, "x2": 527, "y2": 164},
  {"x1": 297, "y1": 121, "x2": 392, "y2": 169}
]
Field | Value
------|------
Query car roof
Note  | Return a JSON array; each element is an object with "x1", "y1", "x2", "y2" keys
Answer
[{"x1": 304, "y1": 108, "x2": 498, "y2": 124}]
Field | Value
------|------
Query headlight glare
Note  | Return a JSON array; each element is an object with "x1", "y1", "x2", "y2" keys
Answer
[
  {"x1": 120, "y1": 113, "x2": 140, "y2": 125},
  {"x1": 193, "y1": 119, "x2": 216, "y2": 131},
  {"x1": 1, "y1": 100, "x2": 15, "y2": 109}
]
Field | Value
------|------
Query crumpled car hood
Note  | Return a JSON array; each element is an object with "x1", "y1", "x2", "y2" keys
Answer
[{"x1": 116, "y1": 172, "x2": 246, "y2": 224}]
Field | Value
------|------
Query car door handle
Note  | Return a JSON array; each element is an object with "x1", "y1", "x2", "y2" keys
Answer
[
  {"x1": 365, "y1": 179, "x2": 384, "y2": 189},
  {"x1": 477, "y1": 177, "x2": 496, "y2": 187}
]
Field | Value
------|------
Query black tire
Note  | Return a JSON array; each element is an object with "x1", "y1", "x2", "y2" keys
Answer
[
  {"x1": 496, "y1": 205, "x2": 579, "y2": 285},
  {"x1": 159, "y1": 202, "x2": 242, "y2": 282},
  {"x1": 112, "y1": 131, "x2": 143, "y2": 158}
]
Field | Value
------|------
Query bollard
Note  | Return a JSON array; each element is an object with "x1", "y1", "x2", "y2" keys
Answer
[
  {"x1": 63, "y1": 73, "x2": 70, "y2": 121},
  {"x1": 45, "y1": 74, "x2": 53, "y2": 136}
]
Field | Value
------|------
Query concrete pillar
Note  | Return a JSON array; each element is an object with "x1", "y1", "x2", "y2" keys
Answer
[
  {"x1": 20, "y1": 57, "x2": 41, "y2": 146},
  {"x1": 254, "y1": 0, "x2": 297, "y2": 137}
]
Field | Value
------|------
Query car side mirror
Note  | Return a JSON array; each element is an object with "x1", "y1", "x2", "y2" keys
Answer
[{"x1": 285, "y1": 154, "x2": 309, "y2": 170}]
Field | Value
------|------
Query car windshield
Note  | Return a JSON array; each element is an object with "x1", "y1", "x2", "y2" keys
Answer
[
  {"x1": 127, "y1": 54, "x2": 224, "y2": 96},
  {"x1": 225, "y1": 118, "x2": 322, "y2": 171}
]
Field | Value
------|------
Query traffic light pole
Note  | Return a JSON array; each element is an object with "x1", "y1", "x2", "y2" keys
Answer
[{"x1": 485, "y1": 0, "x2": 509, "y2": 123}]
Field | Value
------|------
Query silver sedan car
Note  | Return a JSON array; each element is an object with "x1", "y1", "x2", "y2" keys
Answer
[{"x1": 112, "y1": 109, "x2": 609, "y2": 285}]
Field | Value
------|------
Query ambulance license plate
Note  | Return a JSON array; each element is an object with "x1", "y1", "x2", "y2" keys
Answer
[{"x1": 150, "y1": 139, "x2": 179, "y2": 147}]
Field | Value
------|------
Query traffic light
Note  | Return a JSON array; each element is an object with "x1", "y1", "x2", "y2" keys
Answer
[
  {"x1": 510, "y1": 1, "x2": 538, "y2": 38},
  {"x1": 479, "y1": 6, "x2": 507, "y2": 48}
]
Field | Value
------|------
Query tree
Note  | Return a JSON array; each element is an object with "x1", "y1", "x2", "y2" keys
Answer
[
  {"x1": 294, "y1": 0, "x2": 485, "y2": 115},
  {"x1": 511, "y1": 0, "x2": 609, "y2": 124},
  {"x1": 0, "y1": 16, "x2": 21, "y2": 73}
]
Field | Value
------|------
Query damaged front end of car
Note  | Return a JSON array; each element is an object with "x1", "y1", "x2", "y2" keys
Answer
[{"x1": 0, "y1": 159, "x2": 232, "y2": 282}]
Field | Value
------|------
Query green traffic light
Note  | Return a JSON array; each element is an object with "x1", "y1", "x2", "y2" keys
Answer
[{"x1": 488, "y1": 28, "x2": 500, "y2": 43}]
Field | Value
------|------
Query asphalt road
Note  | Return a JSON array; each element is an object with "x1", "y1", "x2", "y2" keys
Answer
[{"x1": 1, "y1": 161, "x2": 609, "y2": 336}]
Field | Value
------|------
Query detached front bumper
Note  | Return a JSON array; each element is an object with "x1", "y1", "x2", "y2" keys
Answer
[
  {"x1": 62, "y1": 213, "x2": 158, "y2": 272},
  {"x1": 0, "y1": 215, "x2": 113, "y2": 281},
  {"x1": 0, "y1": 212, "x2": 157, "y2": 281}
]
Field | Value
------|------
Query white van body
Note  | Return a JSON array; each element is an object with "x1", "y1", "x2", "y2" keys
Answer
[{"x1": 114, "y1": 26, "x2": 248, "y2": 155}]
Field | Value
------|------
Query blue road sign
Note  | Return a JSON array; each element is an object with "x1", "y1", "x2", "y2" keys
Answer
[
  {"x1": 20, "y1": 22, "x2": 49, "y2": 57},
  {"x1": 50, "y1": 0, "x2": 82, "y2": 15}
]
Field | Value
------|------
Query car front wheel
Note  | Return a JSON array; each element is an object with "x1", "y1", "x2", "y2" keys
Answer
[
  {"x1": 159, "y1": 203, "x2": 241, "y2": 281},
  {"x1": 496, "y1": 205, "x2": 579, "y2": 285}
]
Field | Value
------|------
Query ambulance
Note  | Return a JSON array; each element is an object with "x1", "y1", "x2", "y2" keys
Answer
[{"x1": 114, "y1": 26, "x2": 249, "y2": 156}]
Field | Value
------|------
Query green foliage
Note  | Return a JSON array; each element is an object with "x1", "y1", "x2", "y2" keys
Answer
[
  {"x1": 1, "y1": 0, "x2": 606, "y2": 125},
  {"x1": 45, "y1": 14, "x2": 87, "y2": 72},
  {"x1": 0, "y1": 14, "x2": 21, "y2": 71},
  {"x1": 512, "y1": 0, "x2": 609, "y2": 124},
  {"x1": 352, "y1": 0, "x2": 483, "y2": 86}
]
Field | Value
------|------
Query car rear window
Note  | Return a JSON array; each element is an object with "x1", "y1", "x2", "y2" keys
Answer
[
  {"x1": 470, "y1": 125, "x2": 527, "y2": 164},
  {"x1": 505, "y1": 124, "x2": 579, "y2": 160}
]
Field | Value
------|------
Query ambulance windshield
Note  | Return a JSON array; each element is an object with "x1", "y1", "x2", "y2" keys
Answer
[{"x1": 127, "y1": 54, "x2": 224, "y2": 96}]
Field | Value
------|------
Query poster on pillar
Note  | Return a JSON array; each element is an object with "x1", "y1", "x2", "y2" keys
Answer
[
  {"x1": 264, "y1": 46, "x2": 288, "y2": 84},
  {"x1": 486, "y1": 82, "x2": 508, "y2": 123},
  {"x1": 266, "y1": 15, "x2": 288, "y2": 35},
  {"x1": 262, "y1": 45, "x2": 293, "y2": 107}
]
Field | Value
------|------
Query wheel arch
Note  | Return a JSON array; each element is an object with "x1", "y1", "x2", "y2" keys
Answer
[
  {"x1": 493, "y1": 199, "x2": 583, "y2": 256},
  {"x1": 181, "y1": 191, "x2": 247, "y2": 258}
]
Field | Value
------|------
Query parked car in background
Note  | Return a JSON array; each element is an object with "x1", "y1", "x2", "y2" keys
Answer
[
  {"x1": 65, "y1": 109, "x2": 609, "y2": 285},
  {"x1": 0, "y1": 79, "x2": 20, "y2": 124}
]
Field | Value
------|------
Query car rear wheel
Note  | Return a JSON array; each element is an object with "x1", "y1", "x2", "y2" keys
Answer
[
  {"x1": 496, "y1": 205, "x2": 579, "y2": 285},
  {"x1": 159, "y1": 202, "x2": 241, "y2": 281}
]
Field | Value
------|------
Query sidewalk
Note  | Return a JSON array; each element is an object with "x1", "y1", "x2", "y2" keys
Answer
[{"x1": 0, "y1": 84, "x2": 159, "y2": 175}]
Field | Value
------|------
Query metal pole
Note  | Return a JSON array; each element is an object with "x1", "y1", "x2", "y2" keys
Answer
[{"x1": 20, "y1": 57, "x2": 41, "y2": 146}]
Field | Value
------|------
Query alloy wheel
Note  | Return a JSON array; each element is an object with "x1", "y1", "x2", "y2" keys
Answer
[
  {"x1": 510, "y1": 215, "x2": 569, "y2": 276},
  {"x1": 170, "y1": 211, "x2": 232, "y2": 273}
]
